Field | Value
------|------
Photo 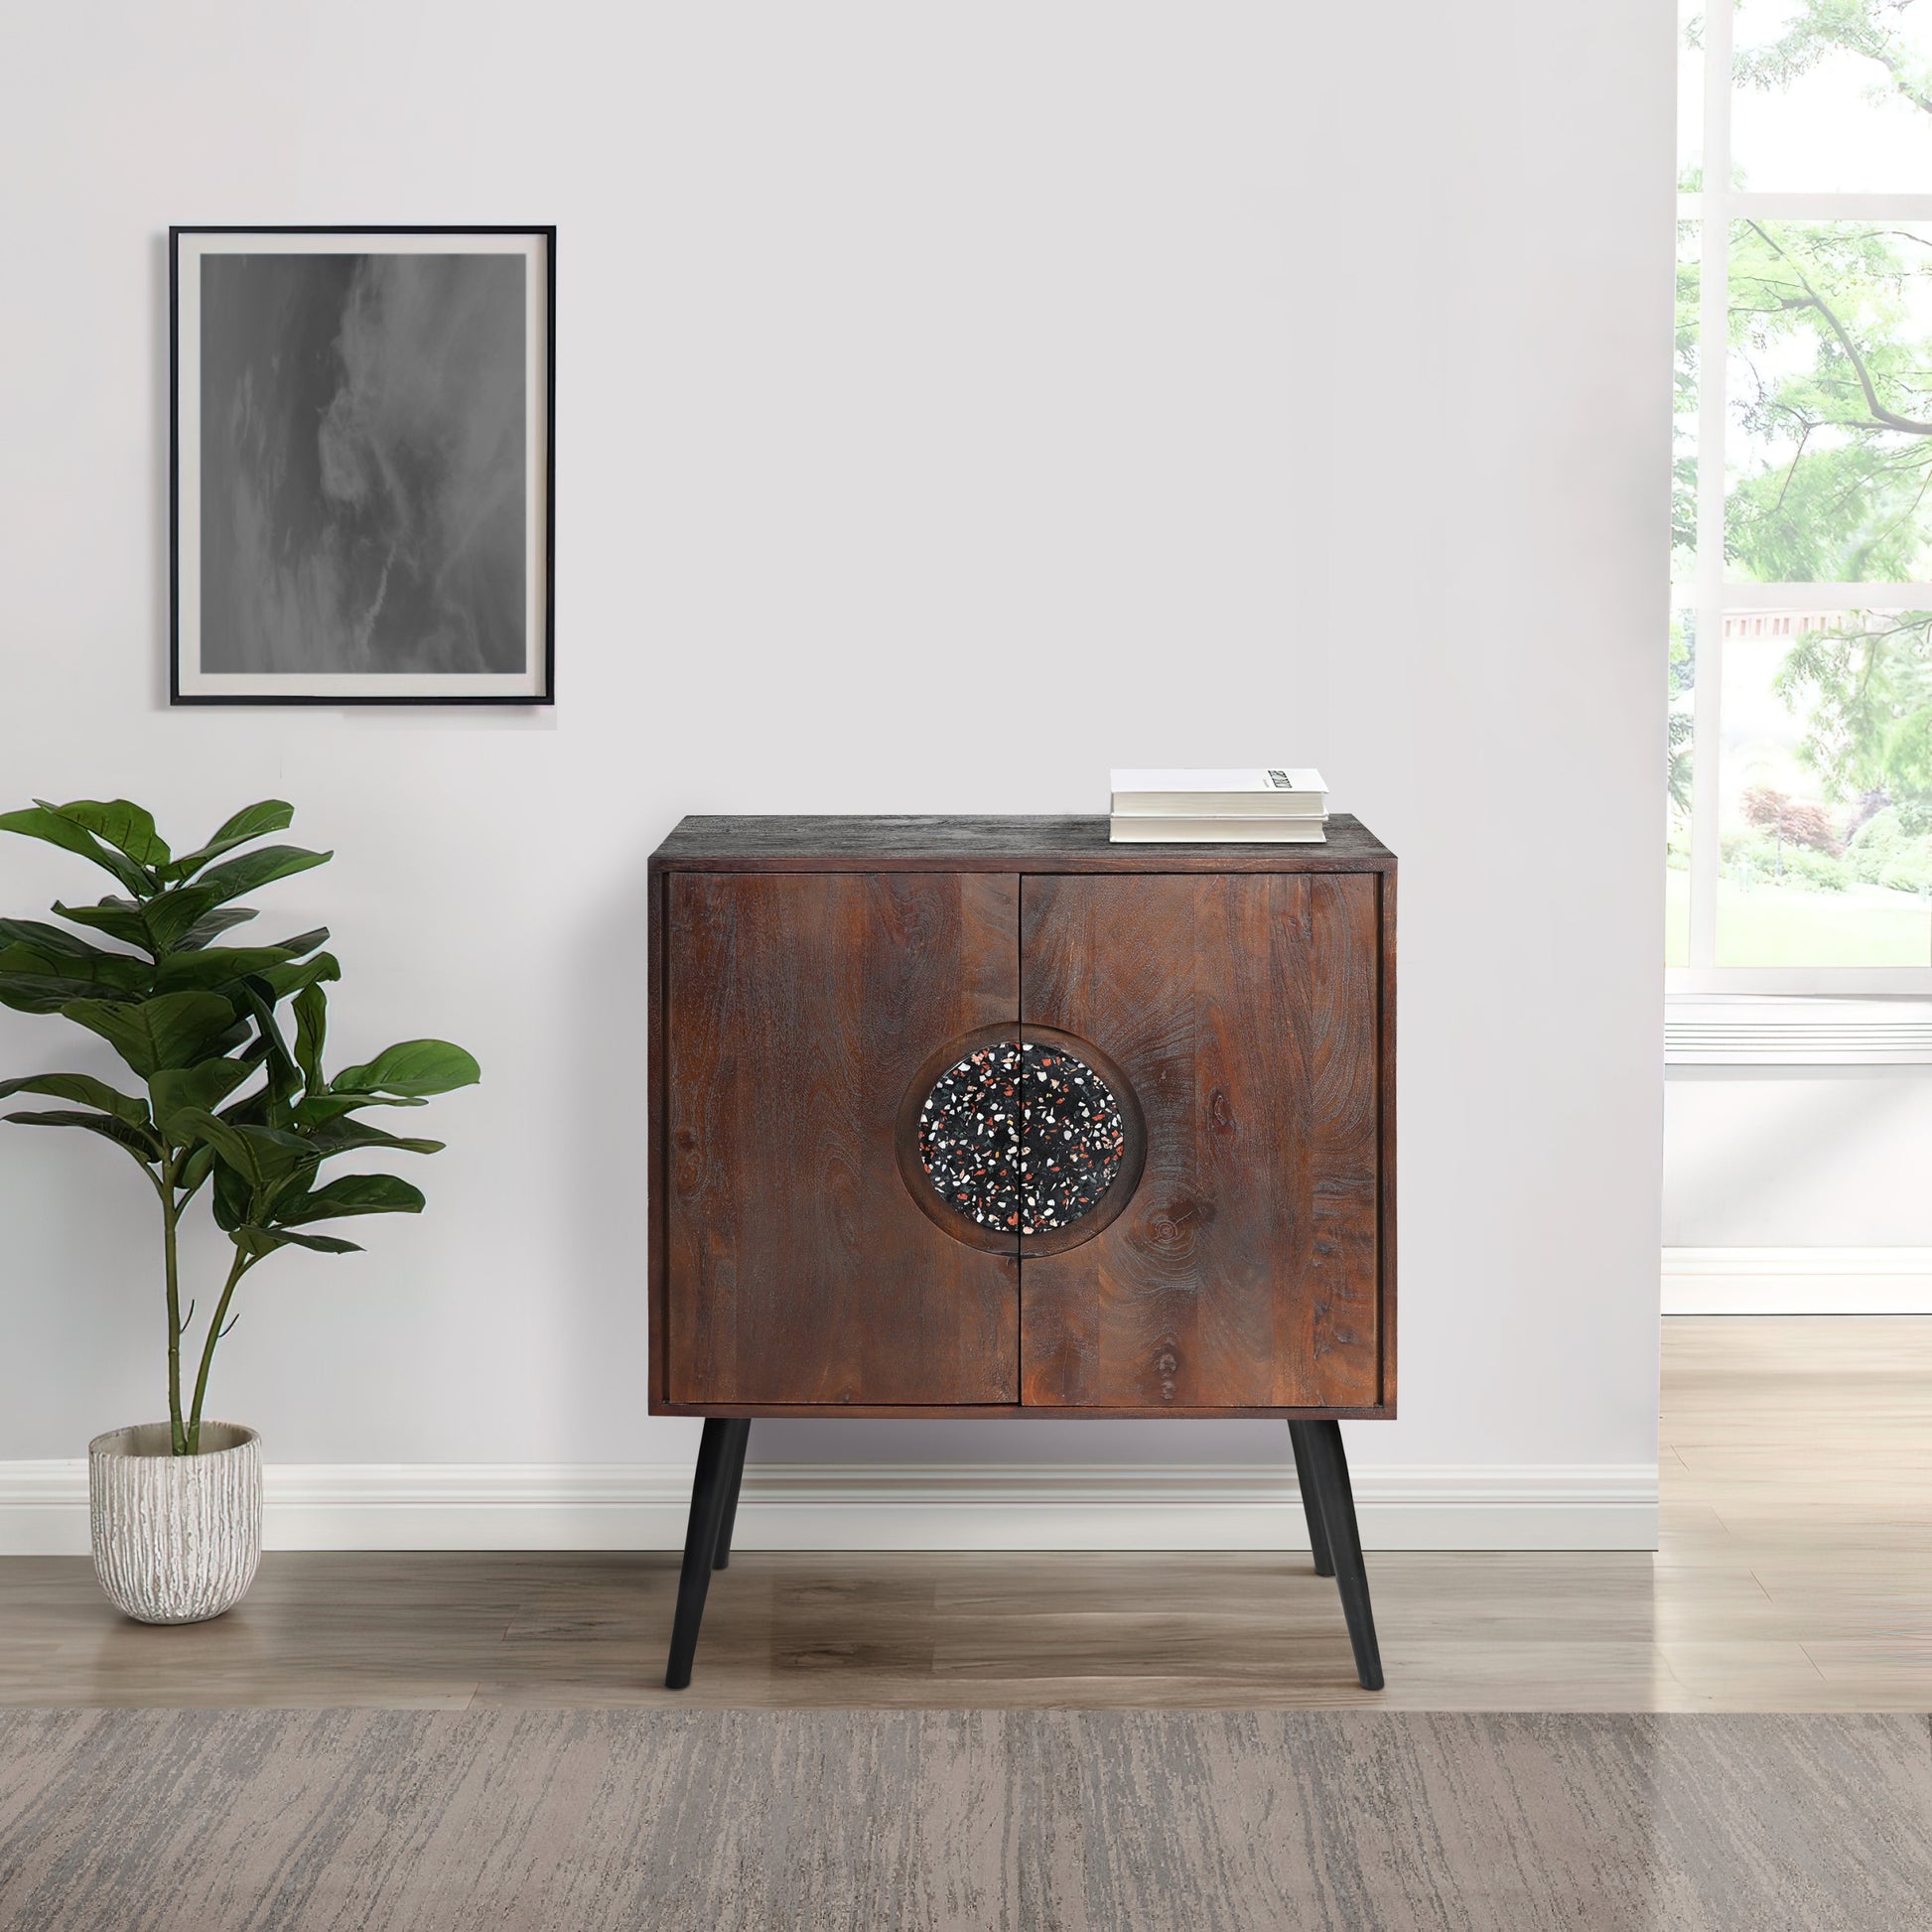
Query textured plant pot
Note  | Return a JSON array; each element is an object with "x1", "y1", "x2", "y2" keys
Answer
[{"x1": 87, "y1": 1422, "x2": 262, "y2": 1625}]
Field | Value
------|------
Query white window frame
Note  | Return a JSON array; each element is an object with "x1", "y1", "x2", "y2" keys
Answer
[{"x1": 1675, "y1": 0, "x2": 1932, "y2": 996}]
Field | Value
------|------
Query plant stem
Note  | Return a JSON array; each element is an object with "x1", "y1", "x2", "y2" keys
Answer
[
  {"x1": 160, "y1": 1156, "x2": 186, "y2": 1456},
  {"x1": 186, "y1": 1246, "x2": 251, "y2": 1456}
]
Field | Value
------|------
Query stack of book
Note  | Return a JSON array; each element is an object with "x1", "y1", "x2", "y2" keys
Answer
[{"x1": 1108, "y1": 767, "x2": 1328, "y2": 842}]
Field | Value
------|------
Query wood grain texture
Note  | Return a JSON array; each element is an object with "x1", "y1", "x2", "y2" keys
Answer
[
  {"x1": 1019, "y1": 873, "x2": 1384, "y2": 1412},
  {"x1": 663, "y1": 872, "x2": 1020, "y2": 1407},
  {"x1": 652, "y1": 813, "x2": 1395, "y2": 874}
]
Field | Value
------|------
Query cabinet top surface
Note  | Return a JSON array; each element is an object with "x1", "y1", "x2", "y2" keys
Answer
[{"x1": 651, "y1": 813, "x2": 1395, "y2": 872}]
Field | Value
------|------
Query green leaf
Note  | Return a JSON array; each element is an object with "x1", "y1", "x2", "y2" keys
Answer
[
  {"x1": 0, "y1": 924, "x2": 150, "y2": 1012},
  {"x1": 0, "y1": 979, "x2": 102, "y2": 1016},
  {"x1": 271, "y1": 927, "x2": 331, "y2": 960},
  {"x1": 210, "y1": 1020, "x2": 254, "y2": 1058},
  {"x1": 0, "y1": 941, "x2": 151, "y2": 1014},
  {"x1": 187, "y1": 843, "x2": 332, "y2": 910},
  {"x1": 257, "y1": 951, "x2": 341, "y2": 1002},
  {"x1": 305, "y1": 1114, "x2": 445, "y2": 1157},
  {"x1": 149, "y1": 1061, "x2": 255, "y2": 1140},
  {"x1": 279, "y1": 1228, "x2": 364, "y2": 1253},
  {"x1": 43, "y1": 800, "x2": 169, "y2": 868},
  {"x1": 271, "y1": 1173, "x2": 425, "y2": 1226},
  {"x1": 333, "y1": 1039, "x2": 481, "y2": 1098},
  {"x1": 270, "y1": 1228, "x2": 362, "y2": 1259},
  {"x1": 175, "y1": 1109, "x2": 318, "y2": 1205},
  {"x1": 0, "y1": 937, "x2": 150, "y2": 989},
  {"x1": 236, "y1": 980, "x2": 302, "y2": 1128},
  {"x1": 211, "y1": 1159, "x2": 251, "y2": 1231},
  {"x1": 237, "y1": 1225, "x2": 364, "y2": 1256},
  {"x1": 141, "y1": 888, "x2": 229, "y2": 954},
  {"x1": 0, "y1": 805, "x2": 153, "y2": 896},
  {"x1": 144, "y1": 847, "x2": 331, "y2": 952},
  {"x1": 0, "y1": 1073, "x2": 150, "y2": 1126},
  {"x1": 154, "y1": 946, "x2": 309, "y2": 994},
  {"x1": 61, "y1": 992, "x2": 243, "y2": 1078},
  {"x1": 292, "y1": 983, "x2": 328, "y2": 1096},
  {"x1": 161, "y1": 801, "x2": 294, "y2": 883},
  {"x1": 290, "y1": 1091, "x2": 428, "y2": 1128},
  {"x1": 174, "y1": 906, "x2": 258, "y2": 951},
  {"x1": 218, "y1": 1050, "x2": 273, "y2": 1096},
  {"x1": 4, "y1": 1109, "x2": 162, "y2": 1163},
  {"x1": 48, "y1": 898, "x2": 156, "y2": 953},
  {"x1": 215, "y1": 1058, "x2": 276, "y2": 1129},
  {"x1": 0, "y1": 917, "x2": 120, "y2": 959}
]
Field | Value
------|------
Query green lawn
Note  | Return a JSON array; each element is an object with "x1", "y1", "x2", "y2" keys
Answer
[{"x1": 1665, "y1": 864, "x2": 1932, "y2": 968}]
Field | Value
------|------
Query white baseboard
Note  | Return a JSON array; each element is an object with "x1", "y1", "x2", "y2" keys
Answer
[
  {"x1": 1663, "y1": 1246, "x2": 1932, "y2": 1314},
  {"x1": 0, "y1": 1459, "x2": 1658, "y2": 1558}
]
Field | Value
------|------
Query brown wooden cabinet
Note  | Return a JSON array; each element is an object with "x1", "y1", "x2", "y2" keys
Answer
[
  {"x1": 648, "y1": 815, "x2": 1396, "y2": 1689},
  {"x1": 663, "y1": 869, "x2": 1021, "y2": 1408}
]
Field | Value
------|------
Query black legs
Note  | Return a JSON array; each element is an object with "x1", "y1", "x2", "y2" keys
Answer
[
  {"x1": 713, "y1": 1428, "x2": 749, "y2": 1570},
  {"x1": 1289, "y1": 1420, "x2": 1384, "y2": 1692},
  {"x1": 664, "y1": 1418, "x2": 751, "y2": 1691},
  {"x1": 1287, "y1": 1422, "x2": 1335, "y2": 1578},
  {"x1": 663, "y1": 1421, "x2": 733, "y2": 1692},
  {"x1": 667, "y1": 1418, "x2": 1381, "y2": 1694}
]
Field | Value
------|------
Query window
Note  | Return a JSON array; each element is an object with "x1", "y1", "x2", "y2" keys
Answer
[{"x1": 1673, "y1": 0, "x2": 1932, "y2": 989}]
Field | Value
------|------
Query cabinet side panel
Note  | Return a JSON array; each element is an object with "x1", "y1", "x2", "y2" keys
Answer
[
  {"x1": 1020, "y1": 873, "x2": 1381, "y2": 1410},
  {"x1": 666, "y1": 871, "x2": 1020, "y2": 1405},
  {"x1": 1378, "y1": 868, "x2": 1397, "y2": 1412},
  {"x1": 648, "y1": 864, "x2": 668, "y2": 1404}
]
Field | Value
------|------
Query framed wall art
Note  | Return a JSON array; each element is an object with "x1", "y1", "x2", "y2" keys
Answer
[{"x1": 171, "y1": 225, "x2": 554, "y2": 705}]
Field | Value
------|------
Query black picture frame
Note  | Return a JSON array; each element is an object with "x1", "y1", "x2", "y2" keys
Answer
[{"x1": 169, "y1": 224, "x2": 555, "y2": 706}]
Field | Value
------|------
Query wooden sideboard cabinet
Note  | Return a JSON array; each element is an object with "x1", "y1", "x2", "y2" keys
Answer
[{"x1": 648, "y1": 815, "x2": 1396, "y2": 1689}]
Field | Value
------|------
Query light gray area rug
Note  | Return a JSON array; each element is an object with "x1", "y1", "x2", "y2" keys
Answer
[{"x1": 1, "y1": 1709, "x2": 1928, "y2": 1931}]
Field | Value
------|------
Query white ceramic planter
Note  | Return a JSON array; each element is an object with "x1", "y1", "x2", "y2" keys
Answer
[{"x1": 87, "y1": 1422, "x2": 262, "y2": 1624}]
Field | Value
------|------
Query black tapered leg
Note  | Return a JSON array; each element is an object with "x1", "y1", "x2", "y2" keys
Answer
[
  {"x1": 711, "y1": 1420, "x2": 751, "y2": 1570},
  {"x1": 1293, "y1": 1420, "x2": 1384, "y2": 1692},
  {"x1": 1287, "y1": 1421, "x2": 1335, "y2": 1578},
  {"x1": 665, "y1": 1419, "x2": 742, "y2": 1690}
]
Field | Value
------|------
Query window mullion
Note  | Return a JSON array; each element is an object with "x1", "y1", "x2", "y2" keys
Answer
[{"x1": 1689, "y1": 0, "x2": 1734, "y2": 978}]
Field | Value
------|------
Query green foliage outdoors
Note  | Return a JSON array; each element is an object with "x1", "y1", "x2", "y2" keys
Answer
[
  {"x1": 1725, "y1": 215, "x2": 1932, "y2": 583},
  {"x1": 1676, "y1": 4, "x2": 1932, "y2": 917},
  {"x1": 1733, "y1": 0, "x2": 1932, "y2": 123},
  {"x1": 1714, "y1": 207, "x2": 1932, "y2": 822},
  {"x1": 0, "y1": 800, "x2": 480, "y2": 1454},
  {"x1": 1723, "y1": 833, "x2": 1850, "y2": 891},
  {"x1": 1669, "y1": 613, "x2": 1696, "y2": 816}
]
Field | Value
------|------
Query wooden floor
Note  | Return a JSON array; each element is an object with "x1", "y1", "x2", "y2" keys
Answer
[{"x1": 2, "y1": 1318, "x2": 1926, "y2": 1711}]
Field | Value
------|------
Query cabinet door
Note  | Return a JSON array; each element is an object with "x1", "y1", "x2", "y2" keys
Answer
[
  {"x1": 666, "y1": 871, "x2": 1020, "y2": 1405},
  {"x1": 1020, "y1": 873, "x2": 1383, "y2": 1410}
]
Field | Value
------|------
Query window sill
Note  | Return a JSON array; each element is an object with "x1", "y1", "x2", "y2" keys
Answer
[{"x1": 1665, "y1": 996, "x2": 1932, "y2": 1066}]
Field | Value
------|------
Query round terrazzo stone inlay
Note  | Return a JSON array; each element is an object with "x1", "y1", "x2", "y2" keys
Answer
[{"x1": 916, "y1": 1039, "x2": 1126, "y2": 1235}]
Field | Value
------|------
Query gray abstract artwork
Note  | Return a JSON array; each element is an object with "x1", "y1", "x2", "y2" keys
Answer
[{"x1": 198, "y1": 253, "x2": 527, "y2": 676}]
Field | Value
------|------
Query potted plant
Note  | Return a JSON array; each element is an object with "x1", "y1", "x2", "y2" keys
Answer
[{"x1": 0, "y1": 798, "x2": 478, "y2": 1622}]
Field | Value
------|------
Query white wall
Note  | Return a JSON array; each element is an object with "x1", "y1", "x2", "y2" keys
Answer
[
  {"x1": 1666, "y1": 1069, "x2": 1932, "y2": 1246},
  {"x1": 0, "y1": 1, "x2": 1674, "y2": 1542}
]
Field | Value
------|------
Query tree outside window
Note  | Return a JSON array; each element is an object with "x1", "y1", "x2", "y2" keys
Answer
[{"x1": 1675, "y1": 0, "x2": 1932, "y2": 979}]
